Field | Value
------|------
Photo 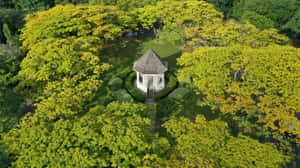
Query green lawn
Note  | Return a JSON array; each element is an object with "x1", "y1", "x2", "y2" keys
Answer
[
  {"x1": 101, "y1": 37, "x2": 182, "y2": 70},
  {"x1": 137, "y1": 38, "x2": 182, "y2": 70}
]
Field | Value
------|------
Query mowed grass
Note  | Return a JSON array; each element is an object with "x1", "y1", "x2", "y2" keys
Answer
[
  {"x1": 101, "y1": 37, "x2": 182, "y2": 70},
  {"x1": 137, "y1": 38, "x2": 182, "y2": 69}
]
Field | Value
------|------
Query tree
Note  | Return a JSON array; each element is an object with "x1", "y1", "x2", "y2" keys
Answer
[
  {"x1": 153, "y1": 0, "x2": 223, "y2": 44},
  {"x1": 88, "y1": 0, "x2": 158, "y2": 11},
  {"x1": 163, "y1": 115, "x2": 290, "y2": 167},
  {"x1": 205, "y1": 0, "x2": 235, "y2": 17},
  {"x1": 177, "y1": 45, "x2": 300, "y2": 138},
  {"x1": 20, "y1": 4, "x2": 134, "y2": 50},
  {"x1": 12, "y1": 0, "x2": 55, "y2": 10},
  {"x1": 130, "y1": 5, "x2": 160, "y2": 32},
  {"x1": 0, "y1": 9, "x2": 25, "y2": 43},
  {"x1": 231, "y1": 0, "x2": 297, "y2": 28},
  {"x1": 0, "y1": 24, "x2": 25, "y2": 133},
  {"x1": 241, "y1": 11, "x2": 275, "y2": 29},
  {"x1": 2, "y1": 102, "x2": 170, "y2": 167},
  {"x1": 143, "y1": 1, "x2": 288, "y2": 48},
  {"x1": 14, "y1": 5, "x2": 140, "y2": 99},
  {"x1": 13, "y1": 37, "x2": 110, "y2": 98},
  {"x1": 186, "y1": 20, "x2": 289, "y2": 48},
  {"x1": 283, "y1": 8, "x2": 300, "y2": 37},
  {"x1": 0, "y1": 0, "x2": 14, "y2": 8}
]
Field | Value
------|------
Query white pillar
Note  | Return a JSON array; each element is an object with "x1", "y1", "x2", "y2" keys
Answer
[
  {"x1": 162, "y1": 73, "x2": 165, "y2": 88},
  {"x1": 142, "y1": 74, "x2": 147, "y2": 92},
  {"x1": 136, "y1": 72, "x2": 140, "y2": 87}
]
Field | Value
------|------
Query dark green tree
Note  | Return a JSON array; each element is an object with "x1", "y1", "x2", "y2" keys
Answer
[
  {"x1": 231, "y1": 0, "x2": 297, "y2": 28},
  {"x1": 283, "y1": 8, "x2": 300, "y2": 37},
  {"x1": 0, "y1": 9, "x2": 25, "y2": 43},
  {"x1": 0, "y1": 24, "x2": 25, "y2": 134},
  {"x1": 12, "y1": 0, "x2": 55, "y2": 10},
  {"x1": 0, "y1": 0, "x2": 14, "y2": 8},
  {"x1": 205, "y1": 0, "x2": 235, "y2": 17}
]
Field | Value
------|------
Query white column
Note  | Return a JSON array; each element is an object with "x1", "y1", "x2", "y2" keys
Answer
[
  {"x1": 136, "y1": 72, "x2": 140, "y2": 88},
  {"x1": 142, "y1": 74, "x2": 147, "y2": 92},
  {"x1": 154, "y1": 75, "x2": 158, "y2": 92},
  {"x1": 162, "y1": 73, "x2": 165, "y2": 88}
]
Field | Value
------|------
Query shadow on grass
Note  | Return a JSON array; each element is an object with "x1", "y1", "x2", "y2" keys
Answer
[
  {"x1": 164, "y1": 51, "x2": 182, "y2": 70},
  {"x1": 177, "y1": 92, "x2": 219, "y2": 121},
  {"x1": 89, "y1": 38, "x2": 145, "y2": 106},
  {"x1": 155, "y1": 91, "x2": 220, "y2": 131},
  {"x1": 154, "y1": 91, "x2": 220, "y2": 142}
]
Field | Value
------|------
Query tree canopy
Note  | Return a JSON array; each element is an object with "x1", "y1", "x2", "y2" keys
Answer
[
  {"x1": 1, "y1": 1, "x2": 298, "y2": 167},
  {"x1": 20, "y1": 4, "x2": 135, "y2": 50},
  {"x1": 231, "y1": 0, "x2": 298, "y2": 29},
  {"x1": 283, "y1": 8, "x2": 300, "y2": 37},
  {"x1": 177, "y1": 45, "x2": 300, "y2": 138},
  {"x1": 163, "y1": 115, "x2": 290, "y2": 167},
  {"x1": 186, "y1": 20, "x2": 289, "y2": 48},
  {"x1": 3, "y1": 102, "x2": 170, "y2": 167}
]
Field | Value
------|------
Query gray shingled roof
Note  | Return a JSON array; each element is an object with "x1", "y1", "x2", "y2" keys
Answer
[{"x1": 133, "y1": 49, "x2": 168, "y2": 74}]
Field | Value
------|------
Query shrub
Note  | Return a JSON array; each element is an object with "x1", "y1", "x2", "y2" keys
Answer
[
  {"x1": 108, "y1": 77, "x2": 123, "y2": 91},
  {"x1": 241, "y1": 11, "x2": 275, "y2": 29},
  {"x1": 112, "y1": 89, "x2": 133, "y2": 102},
  {"x1": 116, "y1": 67, "x2": 133, "y2": 79},
  {"x1": 154, "y1": 72, "x2": 177, "y2": 101},
  {"x1": 156, "y1": 98, "x2": 177, "y2": 118},
  {"x1": 168, "y1": 87, "x2": 191, "y2": 100},
  {"x1": 125, "y1": 71, "x2": 146, "y2": 102},
  {"x1": 178, "y1": 76, "x2": 192, "y2": 87}
]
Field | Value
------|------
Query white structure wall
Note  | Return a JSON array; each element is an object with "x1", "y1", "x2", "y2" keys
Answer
[{"x1": 136, "y1": 72, "x2": 165, "y2": 93}]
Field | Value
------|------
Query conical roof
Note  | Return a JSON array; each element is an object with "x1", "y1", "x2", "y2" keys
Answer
[{"x1": 133, "y1": 49, "x2": 168, "y2": 74}]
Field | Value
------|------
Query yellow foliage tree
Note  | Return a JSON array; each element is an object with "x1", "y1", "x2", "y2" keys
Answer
[
  {"x1": 20, "y1": 4, "x2": 135, "y2": 50},
  {"x1": 186, "y1": 20, "x2": 290, "y2": 48},
  {"x1": 177, "y1": 45, "x2": 300, "y2": 138}
]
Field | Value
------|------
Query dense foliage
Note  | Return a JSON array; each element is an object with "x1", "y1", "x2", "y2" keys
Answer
[
  {"x1": 177, "y1": 45, "x2": 300, "y2": 139},
  {"x1": 0, "y1": 9, "x2": 25, "y2": 43},
  {"x1": 19, "y1": 4, "x2": 135, "y2": 50},
  {"x1": 283, "y1": 8, "x2": 300, "y2": 37},
  {"x1": 186, "y1": 20, "x2": 289, "y2": 48},
  {"x1": 163, "y1": 115, "x2": 290, "y2": 167},
  {"x1": 0, "y1": 22, "x2": 25, "y2": 133},
  {"x1": 89, "y1": 0, "x2": 159, "y2": 11},
  {"x1": 0, "y1": 1, "x2": 298, "y2": 167},
  {"x1": 231, "y1": 0, "x2": 298, "y2": 36},
  {"x1": 3, "y1": 102, "x2": 170, "y2": 167},
  {"x1": 205, "y1": 0, "x2": 234, "y2": 17}
]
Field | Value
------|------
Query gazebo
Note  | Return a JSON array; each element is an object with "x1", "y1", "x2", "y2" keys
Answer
[{"x1": 133, "y1": 49, "x2": 168, "y2": 94}]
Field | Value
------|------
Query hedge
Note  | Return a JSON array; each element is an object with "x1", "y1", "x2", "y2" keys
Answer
[
  {"x1": 116, "y1": 67, "x2": 133, "y2": 79},
  {"x1": 125, "y1": 71, "x2": 146, "y2": 102},
  {"x1": 108, "y1": 77, "x2": 123, "y2": 91},
  {"x1": 154, "y1": 72, "x2": 177, "y2": 101},
  {"x1": 112, "y1": 89, "x2": 133, "y2": 102},
  {"x1": 168, "y1": 87, "x2": 190, "y2": 100}
]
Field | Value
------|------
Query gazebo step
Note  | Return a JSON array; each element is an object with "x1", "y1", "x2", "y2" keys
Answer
[{"x1": 145, "y1": 98, "x2": 154, "y2": 105}]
